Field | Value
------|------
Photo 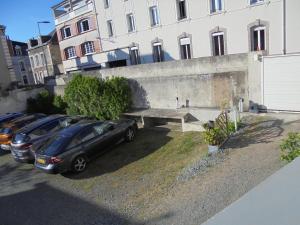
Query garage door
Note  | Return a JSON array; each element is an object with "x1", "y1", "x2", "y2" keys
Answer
[{"x1": 263, "y1": 54, "x2": 300, "y2": 111}]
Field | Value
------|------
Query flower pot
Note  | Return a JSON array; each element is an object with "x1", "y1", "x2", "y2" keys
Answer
[{"x1": 208, "y1": 145, "x2": 219, "y2": 155}]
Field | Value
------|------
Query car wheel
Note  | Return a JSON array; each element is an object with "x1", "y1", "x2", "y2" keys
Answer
[
  {"x1": 72, "y1": 155, "x2": 87, "y2": 173},
  {"x1": 125, "y1": 127, "x2": 135, "y2": 142}
]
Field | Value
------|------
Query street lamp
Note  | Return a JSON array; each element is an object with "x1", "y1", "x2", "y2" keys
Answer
[{"x1": 37, "y1": 21, "x2": 50, "y2": 79}]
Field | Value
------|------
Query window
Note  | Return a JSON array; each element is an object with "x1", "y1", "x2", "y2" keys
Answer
[
  {"x1": 23, "y1": 75, "x2": 28, "y2": 85},
  {"x1": 15, "y1": 46, "x2": 22, "y2": 56},
  {"x1": 212, "y1": 32, "x2": 225, "y2": 56},
  {"x1": 81, "y1": 41, "x2": 95, "y2": 55},
  {"x1": 65, "y1": 47, "x2": 77, "y2": 59},
  {"x1": 78, "y1": 19, "x2": 90, "y2": 33},
  {"x1": 149, "y1": 6, "x2": 160, "y2": 26},
  {"x1": 251, "y1": 26, "x2": 266, "y2": 51},
  {"x1": 177, "y1": 0, "x2": 187, "y2": 20},
  {"x1": 127, "y1": 13, "x2": 136, "y2": 32},
  {"x1": 35, "y1": 55, "x2": 40, "y2": 67},
  {"x1": 39, "y1": 71, "x2": 44, "y2": 83},
  {"x1": 179, "y1": 37, "x2": 191, "y2": 59},
  {"x1": 80, "y1": 127, "x2": 97, "y2": 143},
  {"x1": 210, "y1": 0, "x2": 223, "y2": 13},
  {"x1": 104, "y1": 0, "x2": 110, "y2": 8},
  {"x1": 61, "y1": 26, "x2": 72, "y2": 39},
  {"x1": 19, "y1": 61, "x2": 26, "y2": 72},
  {"x1": 107, "y1": 20, "x2": 114, "y2": 37},
  {"x1": 40, "y1": 53, "x2": 45, "y2": 65},
  {"x1": 130, "y1": 46, "x2": 140, "y2": 65},
  {"x1": 152, "y1": 42, "x2": 164, "y2": 62},
  {"x1": 250, "y1": 0, "x2": 264, "y2": 5},
  {"x1": 30, "y1": 57, "x2": 35, "y2": 68}
]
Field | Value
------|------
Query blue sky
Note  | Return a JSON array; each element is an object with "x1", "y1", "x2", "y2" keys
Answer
[{"x1": 0, "y1": 0, "x2": 62, "y2": 42}]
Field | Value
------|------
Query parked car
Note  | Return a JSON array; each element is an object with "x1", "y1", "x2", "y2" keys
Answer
[
  {"x1": 35, "y1": 119, "x2": 137, "y2": 174},
  {"x1": 0, "y1": 113, "x2": 24, "y2": 127},
  {"x1": 11, "y1": 115, "x2": 87, "y2": 163},
  {"x1": 0, "y1": 114, "x2": 46, "y2": 151}
]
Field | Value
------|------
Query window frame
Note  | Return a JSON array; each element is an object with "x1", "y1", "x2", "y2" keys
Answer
[
  {"x1": 61, "y1": 26, "x2": 72, "y2": 39},
  {"x1": 251, "y1": 26, "x2": 266, "y2": 51},
  {"x1": 126, "y1": 13, "x2": 136, "y2": 33},
  {"x1": 19, "y1": 61, "x2": 26, "y2": 72},
  {"x1": 65, "y1": 46, "x2": 77, "y2": 59},
  {"x1": 78, "y1": 19, "x2": 90, "y2": 33},
  {"x1": 212, "y1": 31, "x2": 225, "y2": 56},
  {"x1": 152, "y1": 42, "x2": 164, "y2": 63},
  {"x1": 210, "y1": 0, "x2": 224, "y2": 14},
  {"x1": 35, "y1": 55, "x2": 40, "y2": 67},
  {"x1": 249, "y1": 0, "x2": 264, "y2": 5},
  {"x1": 81, "y1": 41, "x2": 95, "y2": 56},
  {"x1": 104, "y1": 0, "x2": 110, "y2": 8},
  {"x1": 179, "y1": 37, "x2": 192, "y2": 60},
  {"x1": 107, "y1": 20, "x2": 114, "y2": 37},
  {"x1": 149, "y1": 6, "x2": 160, "y2": 27},
  {"x1": 129, "y1": 46, "x2": 140, "y2": 65},
  {"x1": 177, "y1": 0, "x2": 188, "y2": 21}
]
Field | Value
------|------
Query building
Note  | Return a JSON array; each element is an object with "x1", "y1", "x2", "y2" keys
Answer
[
  {"x1": 7, "y1": 39, "x2": 35, "y2": 85},
  {"x1": 27, "y1": 31, "x2": 63, "y2": 84},
  {"x1": 52, "y1": 0, "x2": 102, "y2": 73},
  {"x1": 0, "y1": 25, "x2": 14, "y2": 90},
  {"x1": 52, "y1": 0, "x2": 300, "y2": 71}
]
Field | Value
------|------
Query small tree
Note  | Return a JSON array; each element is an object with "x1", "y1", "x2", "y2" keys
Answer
[{"x1": 64, "y1": 74, "x2": 131, "y2": 120}]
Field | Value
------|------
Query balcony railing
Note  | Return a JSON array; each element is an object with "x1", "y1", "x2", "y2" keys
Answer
[{"x1": 54, "y1": 2, "x2": 94, "y2": 25}]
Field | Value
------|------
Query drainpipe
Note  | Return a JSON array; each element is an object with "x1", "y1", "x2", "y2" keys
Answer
[{"x1": 283, "y1": 0, "x2": 287, "y2": 55}]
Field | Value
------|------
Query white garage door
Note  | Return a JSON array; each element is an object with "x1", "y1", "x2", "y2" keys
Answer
[{"x1": 263, "y1": 54, "x2": 300, "y2": 111}]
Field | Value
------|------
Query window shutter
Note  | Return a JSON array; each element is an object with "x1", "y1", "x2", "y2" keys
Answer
[
  {"x1": 57, "y1": 28, "x2": 62, "y2": 42},
  {"x1": 61, "y1": 49, "x2": 66, "y2": 61},
  {"x1": 71, "y1": 23, "x2": 78, "y2": 36},
  {"x1": 76, "y1": 45, "x2": 82, "y2": 57},
  {"x1": 94, "y1": 40, "x2": 101, "y2": 53},
  {"x1": 90, "y1": 16, "x2": 96, "y2": 30}
]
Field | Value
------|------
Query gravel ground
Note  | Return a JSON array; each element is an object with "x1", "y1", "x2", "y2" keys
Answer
[
  {"x1": 141, "y1": 115, "x2": 300, "y2": 225},
  {"x1": 1, "y1": 114, "x2": 299, "y2": 225}
]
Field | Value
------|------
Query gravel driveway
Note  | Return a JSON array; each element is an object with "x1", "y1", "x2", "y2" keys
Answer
[{"x1": 0, "y1": 114, "x2": 299, "y2": 225}]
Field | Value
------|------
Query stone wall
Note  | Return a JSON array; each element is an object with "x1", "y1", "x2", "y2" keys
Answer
[{"x1": 0, "y1": 88, "x2": 44, "y2": 114}]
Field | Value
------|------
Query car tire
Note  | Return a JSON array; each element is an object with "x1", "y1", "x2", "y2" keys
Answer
[
  {"x1": 72, "y1": 155, "x2": 88, "y2": 173},
  {"x1": 125, "y1": 127, "x2": 135, "y2": 142}
]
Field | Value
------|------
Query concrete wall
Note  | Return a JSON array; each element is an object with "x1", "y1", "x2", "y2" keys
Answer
[
  {"x1": 0, "y1": 88, "x2": 45, "y2": 114},
  {"x1": 49, "y1": 52, "x2": 263, "y2": 111}
]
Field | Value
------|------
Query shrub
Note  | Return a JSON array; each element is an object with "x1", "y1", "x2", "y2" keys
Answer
[
  {"x1": 64, "y1": 74, "x2": 131, "y2": 120},
  {"x1": 27, "y1": 90, "x2": 66, "y2": 114},
  {"x1": 203, "y1": 127, "x2": 225, "y2": 146},
  {"x1": 280, "y1": 132, "x2": 300, "y2": 162}
]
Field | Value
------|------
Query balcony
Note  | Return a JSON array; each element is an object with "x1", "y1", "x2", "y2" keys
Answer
[{"x1": 52, "y1": 0, "x2": 94, "y2": 25}]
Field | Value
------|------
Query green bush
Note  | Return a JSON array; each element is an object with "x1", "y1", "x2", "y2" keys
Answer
[
  {"x1": 27, "y1": 90, "x2": 66, "y2": 114},
  {"x1": 64, "y1": 74, "x2": 131, "y2": 120},
  {"x1": 203, "y1": 127, "x2": 225, "y2": 146},
  {"x1": 280, "y1": 132, "x2": 300, "y2": 162}
]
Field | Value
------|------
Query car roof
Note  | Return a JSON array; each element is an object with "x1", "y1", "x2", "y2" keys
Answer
[
  {"x1": 0, "y1": 113, "x2": 23, "y2": 122},
  {"x1": 17, "y1": 115, "x2": 66, "y2": 135},
  {"x1": 57, "y1": 120, "x2": 100, "y2": 137}
]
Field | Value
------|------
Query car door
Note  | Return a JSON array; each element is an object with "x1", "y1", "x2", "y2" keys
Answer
[{"x1": 79, "y1": 126, "x2": 100, "y2": 158}]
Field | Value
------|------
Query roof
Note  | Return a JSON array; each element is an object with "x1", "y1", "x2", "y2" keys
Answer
[{"x1": 17, "y1": 115, "x2": 66, "y2": 134}]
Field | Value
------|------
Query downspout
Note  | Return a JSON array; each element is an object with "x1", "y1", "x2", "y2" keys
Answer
[{"x1": 283, "y1": 0, "x2": 286, "y2": 55}]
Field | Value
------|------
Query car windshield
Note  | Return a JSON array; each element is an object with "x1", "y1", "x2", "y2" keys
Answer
[
  {"x1": 41, "y1": 135, "x2": 69, "y2": 156},
  {"x1": 13, "y1": 133, "x2": 30, "y2": 144},
  {"x1": 0, "y1": 128, "x2": 12, "y2": 135}
]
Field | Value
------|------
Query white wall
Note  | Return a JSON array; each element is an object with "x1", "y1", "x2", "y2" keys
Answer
[{"x1": 94, "y1": 0, "x2": 286, "y2": 65}]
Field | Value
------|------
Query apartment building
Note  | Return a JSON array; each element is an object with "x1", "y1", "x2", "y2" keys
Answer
[
  {"x1": 52, "y1": 0, "x2": 300, "y2": 71},
  {"x1": 52, "y1": 0, "x2": 102, "y2": 73},
  {"x1": 27, "y1": 31, "x2": 63, "y2": 84},
  {"x1": 0, "y1": 25, "x2": 15, "y2": 89},
  {"x1": 95, "y1": 0, "x2": 299, "y2": 66},
  {"x1": 7, "y1": 40, "x2": 35, "y2": 85}
]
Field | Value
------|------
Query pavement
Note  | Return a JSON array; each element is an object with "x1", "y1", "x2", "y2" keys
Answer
[{"x1": 202, "y1": 157, "x2": 300, "y2": 225}]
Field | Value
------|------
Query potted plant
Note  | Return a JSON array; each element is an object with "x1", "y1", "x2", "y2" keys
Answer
[{"x1": 203, "y1": 125, "x2": 224, "y2": 154}]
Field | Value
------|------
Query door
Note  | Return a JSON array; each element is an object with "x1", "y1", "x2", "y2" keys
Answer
[{"x1": 263, "y1": 54, "x2": 300, "y2": 111}]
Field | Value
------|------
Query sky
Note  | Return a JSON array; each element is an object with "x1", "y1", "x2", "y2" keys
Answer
[{"x1": 0, "y1": 0, "x2": 62, "y2": 42}]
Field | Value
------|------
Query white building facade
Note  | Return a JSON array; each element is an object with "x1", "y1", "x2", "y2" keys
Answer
[{"x1": 53, "y1": 0, "x2": 300, "y2": 71}]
